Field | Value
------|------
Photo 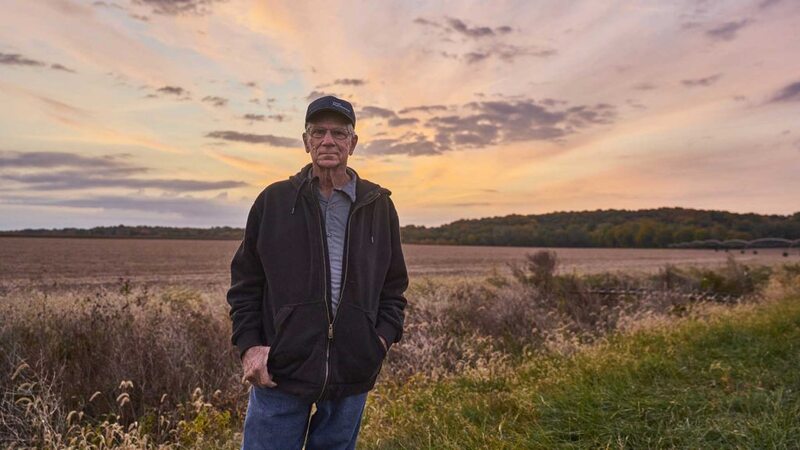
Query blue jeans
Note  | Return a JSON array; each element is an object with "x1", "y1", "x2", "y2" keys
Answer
[{"x1": 241, "y1": 385, "x2": 368, "y2": 450}]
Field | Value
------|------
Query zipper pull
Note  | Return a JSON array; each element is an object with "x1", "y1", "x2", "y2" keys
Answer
[{"x1": 328, "y1": 323, "x2": 333, "y2": 340}]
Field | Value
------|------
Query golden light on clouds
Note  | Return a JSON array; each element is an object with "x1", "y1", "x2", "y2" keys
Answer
[{"x1": 0, "y1": 0, "x2": 798, "y2": 229}]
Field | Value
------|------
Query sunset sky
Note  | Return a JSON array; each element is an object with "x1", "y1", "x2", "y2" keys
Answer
[{"x1": 1, "y1": 0, "x2": 798, "y2": 230}]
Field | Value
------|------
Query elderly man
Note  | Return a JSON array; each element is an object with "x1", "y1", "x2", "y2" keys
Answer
[{"x1": 227, "y1": 95, "x2": 408, "y2": 449}]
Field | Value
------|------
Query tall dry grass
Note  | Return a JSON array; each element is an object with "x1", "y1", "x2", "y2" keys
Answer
[
  {"x1": 0, "y1": 283, "x2": 241, "y2": 448},
  {"x1": 1, "y1": 253, "x2": 797, "y2": 448},
  {"x1": 383, "y1": 253, "x2": 779, "y2": 381}
]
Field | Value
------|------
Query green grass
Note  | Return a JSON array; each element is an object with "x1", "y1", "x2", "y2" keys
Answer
[{"x1": 360, "y1": 296, "x2": 800, "y2": 449}]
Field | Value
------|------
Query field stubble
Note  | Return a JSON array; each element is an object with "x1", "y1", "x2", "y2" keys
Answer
[{"x1": 1, "y1": 237, "x2": 796, "y2": 290}]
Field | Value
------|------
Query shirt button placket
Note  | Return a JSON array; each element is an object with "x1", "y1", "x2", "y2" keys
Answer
[{"x1": 326, "y1": 206, "x2": 331, "y2": 237}]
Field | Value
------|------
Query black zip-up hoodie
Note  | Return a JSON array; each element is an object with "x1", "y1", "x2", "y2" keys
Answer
[{"x1": 227, "y1": 163, "x2": 408, "y2": 401}]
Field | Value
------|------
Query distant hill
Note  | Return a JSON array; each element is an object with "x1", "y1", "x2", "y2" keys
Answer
[
  {"x1": 2, "y1": 208, "x2": 799, "y2": 248},
  {"x1": 400, "y1": 207, "x2": 800, "y2": 248}
]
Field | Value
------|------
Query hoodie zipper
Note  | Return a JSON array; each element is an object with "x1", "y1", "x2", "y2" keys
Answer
[{"x1": 314, "y1": 189, "x2": 382, "y2": 402}]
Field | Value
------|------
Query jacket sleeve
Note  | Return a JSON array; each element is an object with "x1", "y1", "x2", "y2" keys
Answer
[
  {"x1": 227, "y1": 194, "x2": 268, "y2": 360},
  {"x1": 375, "y1": 197, "x2": 409, "y2": 350}
]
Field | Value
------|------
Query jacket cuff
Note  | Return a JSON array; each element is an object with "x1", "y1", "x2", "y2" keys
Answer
[
  {"x1": 236, "y1": 331, "x2": 267, "y2": 361},
  {"x1": 375, "y1": 320, "x2": 398, "y2": 351}
]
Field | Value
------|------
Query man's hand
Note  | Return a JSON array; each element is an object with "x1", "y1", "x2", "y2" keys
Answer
[
  {"x1": 242, "y1": 346, "x2": 277, "y2": 388},
  {"x1": 379, "y1": 335, "x2": 388, "y2": 353}
]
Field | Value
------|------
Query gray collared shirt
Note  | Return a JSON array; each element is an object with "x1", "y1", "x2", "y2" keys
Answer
[{"x1": 309, "y1": 167, "x2": 357, "y2": 317}]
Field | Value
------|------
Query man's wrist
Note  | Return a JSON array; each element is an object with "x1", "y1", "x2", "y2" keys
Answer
[
  {"x1": 236, "y1": 333, "x2": 267, "y2": 361},
  {"x1": 375, "y1": 321, "x2": 398, "y2": 348}
]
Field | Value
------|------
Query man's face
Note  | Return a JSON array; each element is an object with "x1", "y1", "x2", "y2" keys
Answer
[{"x1": 303, "y1": 113, "x2": 358, "y2": 170}]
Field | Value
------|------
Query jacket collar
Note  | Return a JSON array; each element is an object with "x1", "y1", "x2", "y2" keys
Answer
[
  {"x1": 305, "y1": 166, "x2": 358, "y2": 203},
  {"x1": 289, "y1": 163, "x2": 391, "y2": 244},
  {"x1": 290, "y1": 163, "x2": 390, "y2": 209}
]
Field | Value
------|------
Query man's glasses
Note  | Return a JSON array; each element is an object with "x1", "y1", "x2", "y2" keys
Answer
[{"x1": 307, "y1": 127, "x2": 351, "y2": 141}]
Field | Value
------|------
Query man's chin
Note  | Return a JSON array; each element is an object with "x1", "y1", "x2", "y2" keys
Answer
[{"x1": 315, "y1": 159, "x2": 342, "y2": 168}]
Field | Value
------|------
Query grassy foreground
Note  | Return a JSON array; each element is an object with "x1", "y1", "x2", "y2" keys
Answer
[{"x1": 359, "y1": 294, "x2": 800, "y2": 449}]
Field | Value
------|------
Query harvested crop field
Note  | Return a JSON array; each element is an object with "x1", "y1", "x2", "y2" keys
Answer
[{"x1": 1, "y1": 237, "x2": 796, "y2": 291}]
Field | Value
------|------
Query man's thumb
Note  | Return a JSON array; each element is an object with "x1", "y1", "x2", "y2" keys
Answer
[{"x1": 259, "y1": 369, "x2": 277, "y2": 387}]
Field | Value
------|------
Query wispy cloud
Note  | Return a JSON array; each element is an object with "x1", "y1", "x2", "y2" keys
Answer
[
  {"x1": 201, "y1": 95, "x2": 228, "y2": 107},
  {"x1": 306, "y1": 90, "x2": 328, "y2": 101},
  {"x1": 759, "y1": 0, "x2": 782, "y2": 9},
  {"x1": 358, "y1": 106, "x2": 421, "y2": 127},
  {"x1": 0, "y1": 52, "x2": 45, "y2": 67},
  {"x1": 681, "y1": 74, "x2": 722, "y2": 87},
  {"x1": 415, "y1": 16, "x2": 513, "y2": 39},
  {"x1": 359, "y1": 106, "x2": 396, "y2": 119},
  {"x1": 131, "y1": 0, "x2": 224, "y2": 16},
  {"x1": 35, "y1": 94, "x2": 89, "y2": 119},
  {"x1": 91, "y1": 1, "x2": 123, "y2": 9},
  {"x1": 241, "y1": 113, "x2": 286, "y2": 122},
  {"x1": 0, "y1": 151, "x2": 134, "y2": 169},
  {"x1": 398, "y1": 104, "x2": 449, "y2": 114},
  {"x1": 317, "y1": 78, "x2": 368, "y2": 88},
  {"x1": 705, "y1": 19, "x2": 750, "y2": 41},
  {"x1": 242, "y1": 113, "x2": 265, "y2": 122},
  {"x1": 0, "y1": 151, "x2": 244, "y2": 192},
  {"x1": 157, "y1": 85, "x2": 188, "y2": 96},
  {"x1": 387, "y1": 117, "x2": 419, "y2": 127},
  {"x1": 50, "y1": 63, "x2": 76, "y2": 73},
  {"x1": 633, "y1": 82, "x2": 657, "y2": 91},
  {"x1": 362, "y1": 138, "x2": 440, "y2": 156},
  {"x1": 463, "y1": 43, "x2": 555, "y2": 64},
  {"x1": 333, "y1": 78, "x2": 366, "y2": 86},
  {"x1": 92, "y1": 1, "x2": 151, "y2": 21},
  {"x1": 149, "y1": 85, "x2": 191, "y2": 100},
  {"x1": 1, "y1": 193, "x2": 245, "y2": 219},
  {"x1": 0, "y1": 52, "x2": 76, "y2": 72},
  {"x1": 446, "y1": 17, "x2": 511, "y2": 38},
  {"x1": 769, "y1": 80, "x2": 800, "y2": 102},
  {"x1": 248, "y1": 97, "x2": 277, "y2": 106},
  {"x1": 2, "y1": 172, "x2": 245, "y2": 192},
  {"x1": 205, "y1": 130, "x2": 301, "y2": 147}
]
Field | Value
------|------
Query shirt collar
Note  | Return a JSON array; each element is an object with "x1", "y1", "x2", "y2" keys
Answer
[{"x1": 307, "y1": 166, "x2": 358, "y2": 203}]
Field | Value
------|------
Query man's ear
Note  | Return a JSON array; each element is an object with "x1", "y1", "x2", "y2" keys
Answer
[
  {"x1": 349, "y1": 133, "x2": 358, "y2": 155},
  {"x1": 302, "y1": 133, "x2": 310, "y2": 153}
]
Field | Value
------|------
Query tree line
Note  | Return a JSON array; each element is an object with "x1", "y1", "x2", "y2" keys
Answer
[
  {"x1": 0, "y1": 225, "x2": 242, "y2": 240},
  {"x1": 399, "y1": 207, "x2": 800, "y2": 248},
  {"x1": 2, "y1": 208, "x2": 799, "y2": 248}
]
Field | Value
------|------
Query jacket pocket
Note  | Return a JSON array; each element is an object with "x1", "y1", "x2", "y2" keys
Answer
[
  {"x1": 330, "y1": 303, "x2": 386, "y2": 385},
  {"x1": 267, "y1": 302, "x2": 326, "y2": 384}
]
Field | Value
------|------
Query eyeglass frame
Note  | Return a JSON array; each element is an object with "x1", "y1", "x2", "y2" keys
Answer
[{"x1": 304, "y1": 124, "x2": 355, "y2": 141}]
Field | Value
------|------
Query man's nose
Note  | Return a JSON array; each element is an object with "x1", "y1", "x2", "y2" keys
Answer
[{"x1": 321, "y1": 131, "x2": 336, "y2": 145}]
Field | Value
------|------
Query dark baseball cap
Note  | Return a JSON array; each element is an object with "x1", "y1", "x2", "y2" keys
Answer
[{"x1": 305, "y1": 95, "x2": 356, "y2": 128}]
